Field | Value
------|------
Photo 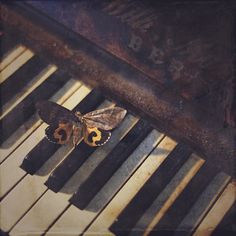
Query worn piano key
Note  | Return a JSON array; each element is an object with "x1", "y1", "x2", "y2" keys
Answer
[
  {"x1": 0, "y1": 79, "x2": 81, "y2": 164},
  {"x1": 109, "y1": 143, "x2": 192, "y2": 235},
  {"x1": 69, "y1": 119, "x2": 152, "y2": 209},
  {"x1": 45, "y1": 129, "x2": 164, "y2": 236},
  {"x1": 45, "y1": 142, "x2": 97, "y2": 192},
  {"x1": 10, "y1": 113, "x2": 138, "y2": 236},
  {"x1": 172, "y1": 172, "x2": 231, "y2": 236},
  {"x1": 0, "y1": 85, "x2": 96, "y2": 233},
  {"x1": 0, "y1": 44, "x2": 26, "y2": 70},
  {"x1": 150, "y1": 161, "x2": 220, "y2": 235},
  {"x1": 0, "y1": 64, "x2": 57, "y2": 119},
  {"x1": 0, "y1": 31, "x2": 22, "y2": 61},
  {"x1": 83, "y1": 137, "x2": 177, "y2": 235},
  {"x1": 86, "y1": 130, "x2": 164, "y2": 212},
  {"x1": 0, "y1": 69, "x2": 69, "y2": 145},
  {"x1": 0, "y1": 84, "x2": 88, "y2": 200},
  {"x1": 0, "y1": 140, "x2": 74, "y2": 233},
  {"x1": 21, "y1": 88, "x2": 102, "y2": 175},
  {"x1": 0, "y1": 55, "x2": 48, "y2": 109},
  {"x1": 131, "y1": 154, "x2": 204, "y2": 236},
  {"x1": 45, "y1": 116, "x2": 146, "y2": 198},
  {"x1": 0, "y1": 48, "x2": 34, "y2": 84},
  {"x1": 211, "y1": 201, "x2": 236, "y2": 236}
]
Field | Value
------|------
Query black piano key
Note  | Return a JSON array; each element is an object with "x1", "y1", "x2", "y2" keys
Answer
[
  {"x1": 0, "y1": 56, "x2": 47, "y2": 107},
  {"x1": 0, "y1": 229, "x2": 8, "y2": 236},
  {"x1": 44, "y1": 111, "x2": 136, "y2": 193},
  {"x1": 20, "y1": 137, "x2": 61, "y2": 174},
  {"x1": 46, "y1": 118, "x2": 150, "y2": 194},
  {"x1": 20, "y1": 89, "x2": 104, "y2": 175},
  {"x1": 0, "y1": 33, "x2": 20, "y2": 59},
  {"x1": 69, "y1": 119, "x2": 152, "y2": 209},
  {"x1": 45, "y1": 141, "x2": 97, "y2": 192},
  {"x1": 109, "y1": 143, "x2": 192, "y2": 236},
  {"x1": 148, "y1": 162, "x2": 219, "y2": 236},
  {"x1": 212, "y1": 202, "x2": 236, "y2": 236},
  {"x1": 0, "y1": 71, "x2": 69, "y2": 145}
]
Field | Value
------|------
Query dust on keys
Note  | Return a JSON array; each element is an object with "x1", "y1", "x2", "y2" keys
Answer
[{"x1": 0, "y1": 34, "x2": 235, "y2": 236}]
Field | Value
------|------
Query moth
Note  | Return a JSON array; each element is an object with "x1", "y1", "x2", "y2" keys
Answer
[{"x1": 36, "y1": 101, "x2": 127, "y2": 147}]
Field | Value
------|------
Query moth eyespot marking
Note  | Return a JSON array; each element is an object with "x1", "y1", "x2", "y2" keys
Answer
[
  {"x1": 88, "y1": 131, "x2": 98, "y2": 143},
  {"x1": 94, "y1": 129, "x2": 111, "y2": 146},
  {"x1": 56, "y1": 129, "x2": 67, "y2": 141}
]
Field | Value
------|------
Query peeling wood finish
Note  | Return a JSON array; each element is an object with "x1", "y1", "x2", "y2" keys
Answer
[{"x1": 0, "y1": 3, "x2": 235, "y2": 175}]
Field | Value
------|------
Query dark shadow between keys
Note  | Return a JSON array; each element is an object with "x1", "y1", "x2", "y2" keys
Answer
[
  {"x1": 69, "y1": 148, "x2": 170, "y2": 214},
  {"x1": 0, "y1": 114, "x2": 41, "y2": 150},
  {"x1": 36, "y1": 146, "x2": 174, "y2": 214},
  {"x1": 47, "y1": 149, "x2": 173, "y2": 212}
]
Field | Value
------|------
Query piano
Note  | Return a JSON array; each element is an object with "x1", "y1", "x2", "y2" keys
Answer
[{"x1": 0, "y1": 1, "x2": 235, "y2": 235}]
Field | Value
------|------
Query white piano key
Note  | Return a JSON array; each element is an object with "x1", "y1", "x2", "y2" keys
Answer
[
  {"x1": 83, "y1": 137, "x2": 177, "y2": 236},
  {"x1": 86, "y1": 130, "x2": 165, "y2": 213},
  {"x1": 174, "y1": 172, "x2": 231, "y2": 236},
  {"x1": 0, "y1": 85, "x2": 91, "y2": 200},
  {"x1": 0, "y1": 64, "x2": 57, "y2": 119},
  {"x1": 0, "y1": 49, "x2": 34, "y2": 84},
  {"x1": 0, "y1": 45, "x2": 26, "y2": 71},
  {"x1": 0, "y1": 85, "x2": 92, "y2": 232},
  {"x1": 133, "y1": 154, "x2": 204, "y2": 236},
  {"x1": 44, "y1": 129, "x2": 164, "y2": 236},
  {"x1": 0, "y1": 79, "x2": 82, "y2": 164},
  {"x1": 0, "y1": 142, "x2": 74, "y2": 233},
  {"x1": 192, "y1": 181, "x2": 236, "y2": 236},
  {"x1": 10, "y1": 114, "x2": 138, "y2": 236}
]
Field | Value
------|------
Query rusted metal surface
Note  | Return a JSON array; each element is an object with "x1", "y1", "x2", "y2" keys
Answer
[
  {"x1": 25, "y1": 0, "x2": 236, "y2": 127},
  {"x1": 0, "y1": 2, "x2": 235, "y2": 175}
]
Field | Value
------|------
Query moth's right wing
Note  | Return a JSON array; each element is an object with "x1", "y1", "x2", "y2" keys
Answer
[
  {"x1": 82, "y1": 124, "x2": 111, "y2": 147},
  {"x1": 82, "y1": 107, "x2": 127, "y2": 130}
]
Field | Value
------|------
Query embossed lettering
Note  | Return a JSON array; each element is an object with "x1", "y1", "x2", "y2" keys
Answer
[
  {"x1": 149, "y1": 46, "x2": 165, "y2": 64},
  {"x1": 128, "y1": 34, "x2": 142, "y2": 52}
]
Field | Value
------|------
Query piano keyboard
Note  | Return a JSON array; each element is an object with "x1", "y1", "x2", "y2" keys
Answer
[{"x1": 0, "y1": 38, "x2": 235, "y2": 236}]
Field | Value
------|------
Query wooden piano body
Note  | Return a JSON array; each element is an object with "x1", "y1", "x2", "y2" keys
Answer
[{"x1": 0, "y1": 1, "x2": 235, "y2": 235}]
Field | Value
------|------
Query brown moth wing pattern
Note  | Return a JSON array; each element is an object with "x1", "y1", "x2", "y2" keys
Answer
[
  {"x1": 36, "y1": 101, "x2": 77, "y2": 125},
  {"x1": 45, "y1": 122, "x2": 73, "y2": 145},
  {"x1": 82, "y1": 107, "x2": 127, "y2": 130},
  {"x1": 82, "y1": 124, "x2": 111, "y2": 147}
]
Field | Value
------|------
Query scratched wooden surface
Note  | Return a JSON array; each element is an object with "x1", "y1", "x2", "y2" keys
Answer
[{"x1": 26, "y1": 0, "x2": 235, "y2": 128}]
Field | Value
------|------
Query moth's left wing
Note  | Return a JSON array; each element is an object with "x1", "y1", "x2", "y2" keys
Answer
[
  {"x1": 36, "y1": 100, "x2": 77, "y2": 125},
  {"x1": 82, "y1": 124, "x2": 111, "y2": 147},
  {"x1": 45, "y1": 122, "x2": 73, "y2": 145},
  {"x1": 82, "y1": 107, "x2": 127, "y2": 130}
]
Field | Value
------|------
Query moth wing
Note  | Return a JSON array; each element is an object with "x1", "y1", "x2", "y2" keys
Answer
[
  {"x1": 82, "y1": 124, "x2": 111, "y2": 147},
  {"x1": 45, "y1": 121, "x2": 73, "y2": 145},
  {"x1": 82, "y1": 107, "x2": 127, "y2": 130},
  {"x1": 36, "y1": 100, "x2": 77, "y2": 125}
]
